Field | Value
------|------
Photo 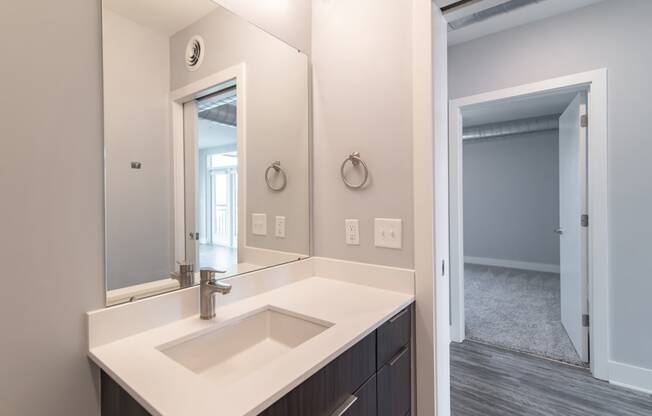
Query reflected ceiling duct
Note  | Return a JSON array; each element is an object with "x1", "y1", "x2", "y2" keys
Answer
[
  {"x1": 197, "y1": 86, "x2": 237, "y2": 127},
  {"x1": 448, "y1": 0, "x2": 545, "y2": 31},
  {"x1": 199, "y1": 104, "x2": 237, "y2": 127},
  {"x1": 463, "y1": 114, "x2": 559, "y2": 141}
]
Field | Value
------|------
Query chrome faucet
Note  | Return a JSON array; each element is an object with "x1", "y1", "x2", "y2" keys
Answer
[
  {"x1": 171, "y1": 262, "x2": 194, "y2": 288},
  {"x1": 200, "y1": 268, "x2": 232, "y2": 319}
]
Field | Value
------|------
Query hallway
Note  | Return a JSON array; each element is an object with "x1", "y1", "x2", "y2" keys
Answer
[{"x1": 451, "y1": 341, "x2": 652, "y2": 416}]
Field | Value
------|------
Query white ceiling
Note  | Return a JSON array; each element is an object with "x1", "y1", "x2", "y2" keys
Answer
[
  {"x1": 103, "y1": 0, "x2": 218, "y2": 36},
  {"x1": 462, "y1": 90, "x2": 581, "y2": 126},
  {"x1": 444, "y1": 0, "x2": 605, "y2": 45}
]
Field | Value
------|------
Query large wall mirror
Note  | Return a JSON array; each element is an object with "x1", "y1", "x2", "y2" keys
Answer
[{"x1": 102, "y1": 0, "x2": 310, "y2": 305}]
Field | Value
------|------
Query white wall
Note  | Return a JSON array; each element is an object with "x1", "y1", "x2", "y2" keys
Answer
[
  {"x1": 463, "y1": 130, "x2": 560, "y2": 268},
  {"x1": 103, "y1": 10, "x2": 173, "y2": 290},
  {"x1": 0, "y1": 0, "x2": 105, "y2": 414},
  {"x1": 449, "y1": 0, "x2": 652, "y2": 375},
  {"x1": 312, "y1": 0, "x2": 415, "y2": 268}
]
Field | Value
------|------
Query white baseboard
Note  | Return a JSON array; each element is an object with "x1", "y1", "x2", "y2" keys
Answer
[
  {"x1": 609, "y1": 361, "x2": 652, "y2": 395},
  {"x1": 464, "y1": 256, "x2": 560, "y2": 273}
]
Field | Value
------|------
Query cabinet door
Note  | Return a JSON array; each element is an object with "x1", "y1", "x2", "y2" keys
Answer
[
  {"x1": 336, "y1": 374, "x2": 376, "y2": 416},
  {"x1": 101, "y1": 371, "x2": 151, "y2": 416},
  {"x1": 377, "y1": 346, "x2": 411, "y2": 416},
  {"x1": 260, "y1": 332, "x2": 376, "y2": 416}
]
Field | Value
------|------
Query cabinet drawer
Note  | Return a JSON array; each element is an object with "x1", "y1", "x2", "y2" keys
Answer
[
  {"x1": 260, "y1": 331, "x2": 376, "y2": 416},
  {"x1": 377, "y1": 345, "x2": 411, "y2": 416},
  {"x1": 334, "y1": 374, "x2": 376, "y2": 416},
  {"x1": 377, "y1": 305, "x2": 411, "y2": 369}
]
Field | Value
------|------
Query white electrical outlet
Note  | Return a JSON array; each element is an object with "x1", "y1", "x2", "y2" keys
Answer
[
  {"x1": 252, "y1": 213, "x2": 267, "y2": 236},
  {"x1": 275, "y1": 216, "x2": 286, "y2": 238},
  {"x1": 374, "y1": 218, "x2": 402, "y2": 249},
  {"x1": 345, "y1": 219, "x2": 359, "y2": 245}
]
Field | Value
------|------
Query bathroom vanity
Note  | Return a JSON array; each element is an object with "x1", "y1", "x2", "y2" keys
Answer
[
  {"x1": 89, "y1": 259, "x2": 415, "y2": 416},
  {"x1": 100, "y1": 304, "x2": 412, "y2": 416}
]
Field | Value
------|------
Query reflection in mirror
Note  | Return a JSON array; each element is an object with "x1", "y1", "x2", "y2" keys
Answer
[
  {"x1": 184, "y1": 86, "x2": 238, "y2": 273},
  {"x1": 102, "y1": 0, "x2": 310, "y2": 305}
]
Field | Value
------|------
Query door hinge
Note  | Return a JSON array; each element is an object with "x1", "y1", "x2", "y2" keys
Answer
[
  {"x1": 582, "y1": 314, "x2": 590, "y2": 327},
  {"x1": 580, "y1": 114, "x2": 588, "y2": 128},
  {"x1": 581, "y1": 214, "x2": 589, "y2": 227}
]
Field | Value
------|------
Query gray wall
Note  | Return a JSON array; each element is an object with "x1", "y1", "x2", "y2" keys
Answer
[
  {"x1": 103, "y1": 10, "x2": 173, "y2": 290},
  {"x1": 463, "y1": 131, "x2": 560, "y2": 266},
  {"x1": 449, "y1": 0, "x2": 652, "y2": 371},
  {"x1": 0, "y1": 0, "x2": 105, "y2": 415},
  {"x1": 312, "y1": 0, "x2": 414, "y2": 268},
  {"x1": 171, "y1": 5, "x2": 310, "y2": 256}
]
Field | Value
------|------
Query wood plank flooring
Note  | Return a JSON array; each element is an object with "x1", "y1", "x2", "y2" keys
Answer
[{"x1": 451, "y1": 341, "x2": 652, "y2": 416}]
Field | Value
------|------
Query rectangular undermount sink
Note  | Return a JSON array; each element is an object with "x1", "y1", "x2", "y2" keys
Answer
[{"x1": 158, "y1": 306, "x2": 333, "y2": 387}]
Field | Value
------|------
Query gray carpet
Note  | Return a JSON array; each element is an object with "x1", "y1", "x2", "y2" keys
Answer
[{"x1": 465, "y1": 263, "x2": 586, "y2": 366}]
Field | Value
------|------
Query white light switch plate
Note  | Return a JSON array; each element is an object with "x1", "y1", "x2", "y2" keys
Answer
[
  {"x1": 345, "y1": 219, "x2": 359, "y2": 245},
  {"x1": 252, "y1": 213, "x2": 267, "y2": 236},
  {"x1": 275, "y1": 216, "x2": 286, "y2": 238},
  {"x1": 374, "y1": 218, "x2": 402, "y2": 249}
]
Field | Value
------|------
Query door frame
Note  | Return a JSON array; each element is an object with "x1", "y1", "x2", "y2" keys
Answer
[
  {"x1": 447, "y1": 69, "x2": 609, "y2": 380},
  {"x1": 170, "y1": 63, "x2": 247, "y2": 269}
]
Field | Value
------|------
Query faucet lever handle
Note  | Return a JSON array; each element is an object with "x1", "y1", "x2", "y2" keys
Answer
[
  {"x1": 200, "y1": 267, "x2": 227, "y2": 282},
  {"x1": 200, "y1": 267, "x2": 217, "y2": 282}
]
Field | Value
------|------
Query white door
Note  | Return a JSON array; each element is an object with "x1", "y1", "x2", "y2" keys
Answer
[
  {"x1": 210, "y1": 168, "x2": 234, "y2": 247},
  {"x1": 558, "y1": 93, "x2": 589, "y2": 362},
  {"x1": 183, "y1": 101, "x2": 200, "y2": 268}
]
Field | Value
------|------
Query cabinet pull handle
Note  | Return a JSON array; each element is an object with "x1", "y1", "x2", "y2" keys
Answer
[
  {"x1": 389, "y1": 307, "x2": 408, "y2": 323},
  {"x1": 389, "y1": 346, "x2": 408, "y2": 367},
  {"x1": 330, "y1": 394, "x2": 358, "y2": 416}
]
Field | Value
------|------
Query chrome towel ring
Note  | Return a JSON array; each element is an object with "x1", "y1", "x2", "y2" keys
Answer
[
  {"x1": 265, "y1": 161, "x2": 287, "y2": 191},
  {"x1": 340, "y1": 152, "x2": 369, "y2": 189}
]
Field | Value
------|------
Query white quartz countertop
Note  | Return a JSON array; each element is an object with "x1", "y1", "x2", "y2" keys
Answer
[{"x1": 89, "y1": 276, "x2": 414, "y2": 416}]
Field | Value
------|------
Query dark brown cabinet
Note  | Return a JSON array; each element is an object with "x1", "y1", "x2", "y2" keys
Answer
[
  {"x1": 376, "y1": 305, "x2": 411, "y2": 370},
  {"x1": 377, "y1": 346, "x2": 411, "y2": 416},
  {"x1": 259, "y1": 332, "x2": 377, "y2": 416},
  {"x1": 101, "y1": 371, "x2": 151, "y2": 416},
  {"x1": 101, "y1": 303, "x2": 413, "y2": 416},
  {"x1": 343, "y1": 374, "x2": 377, "y2": 416}
]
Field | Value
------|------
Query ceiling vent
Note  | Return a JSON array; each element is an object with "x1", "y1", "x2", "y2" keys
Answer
[
  {"x1": 448, "y1": 0, "x2": 545, "y2": 31},
  {"x1": 185, "y1": 36, "x2": 205, "y2": 71}
]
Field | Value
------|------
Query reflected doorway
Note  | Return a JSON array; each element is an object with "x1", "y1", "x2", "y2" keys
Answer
[
  {"x1": 201, "y1": 154, "x2": 238, "y2": 269},
  {"x1": 184, "y1": 84, "x2": 239, "y2": 272}
]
